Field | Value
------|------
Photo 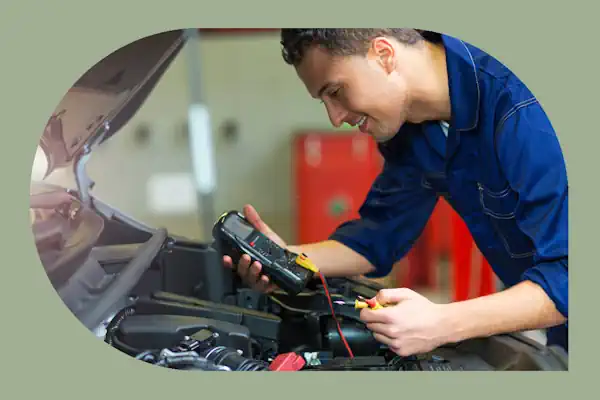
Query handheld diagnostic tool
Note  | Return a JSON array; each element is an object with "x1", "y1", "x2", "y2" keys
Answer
[{"x1": 212, "y1": 211, "x2": 318, "y2": 296}]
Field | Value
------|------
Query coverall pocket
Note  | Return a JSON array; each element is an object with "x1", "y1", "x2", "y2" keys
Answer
[{"x1": 477, "y1": 182, "x2": 535, "y2": 259}]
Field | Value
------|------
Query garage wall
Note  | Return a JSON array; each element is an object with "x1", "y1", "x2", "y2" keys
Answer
[{"x1": 36, "y1": 33, "x2": 339, "y2": 243}]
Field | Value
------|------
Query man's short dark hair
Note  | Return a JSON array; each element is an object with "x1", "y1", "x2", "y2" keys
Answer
[{"x1": 280, "y1": 28, "x2": 440, "y2": 66}]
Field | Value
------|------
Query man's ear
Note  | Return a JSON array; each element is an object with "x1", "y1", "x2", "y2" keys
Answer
[{"x1": 368, "y1": 37, "x2": 396, "y2": 73}]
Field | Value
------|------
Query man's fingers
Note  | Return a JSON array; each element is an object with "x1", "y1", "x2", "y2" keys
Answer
[
  {"x1": 376, "y1": 287, "x2": 418, "y2": 305},
  {"x1": 221, "y1": 232, "x2": 275, "y2": 295},
  {"x1": 243, "y1": 204, "x2": 270, "y2": 233},
  {"x1": 254, "y1": 275, "x2": 271, "y2": 292},
  {"x1": 359, "y1": 308, "x2": 391, "y2": 323},
  {"x1": 249, "y1": 262, "x2": 262, "y2": 281},
  {"x1": 372, "y1": 332, "x2": 395, "y2": 347},
  {"x1": 241, "y1": 254, "x2": 253, "y2": 268},
  {"x1": 242, "y1": 204, "x2": 259, "y2": 221},
  {"x1": 366, "y1": 322, "x2": 396, "y2": 338},
  {"x1": 367, "y1": 323, "x2": 405, "y2": 354},
  {"x1": 243, "y1": 204, "x2": 287, "y2": 248},
  {"x1": 266, "y1": 283, "x2": 278, "y2": 293},
  {"x1": 237, "y1": 255, "x2": 252, "y2": 279}
]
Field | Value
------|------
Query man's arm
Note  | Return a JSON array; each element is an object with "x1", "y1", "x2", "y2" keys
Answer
[
  {"x1": 444, "y1": 88, "x2": 569, "y2": 341},
  {"x1": 227, "y1": 156, "x2": 438, "y2": 291},
  {"x1": 361, "y1": 88, "x2": 568, "y2": 356},
  {"x1": 289, "y1": 157, "x2": 438, "y2": 278},
  {"x1": 320, "y1": 159, "x2": 438, "y2": 279},
  {"x1": 361, "y1": 275, "x2": 566, "y2": 356},
  {"x1": 287, "y1": 241, "x2": 376, "y2": 277},
  {"x1": 441, "y1": 280, "x2": 567, "y2": 344},
  {"x1": 362, "y1": 102, "x2": 568, "y2": 357}
]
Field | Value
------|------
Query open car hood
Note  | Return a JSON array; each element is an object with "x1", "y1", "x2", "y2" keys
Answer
[
  {"x1": 38, "y1": 29, "x2": 186, "y2": 178},
  {"x1": 31, "y1": 29, "x2": 188, "y2": 293}
]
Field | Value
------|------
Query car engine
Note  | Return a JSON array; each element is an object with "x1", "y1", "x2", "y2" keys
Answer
[{"x1": 30, "y1": 190, "x2": 567, "y2": 373}]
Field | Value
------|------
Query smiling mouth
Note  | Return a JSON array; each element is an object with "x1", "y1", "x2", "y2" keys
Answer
[{"x1": 356, "y1": 115, "x2": 368, "y2": 132}]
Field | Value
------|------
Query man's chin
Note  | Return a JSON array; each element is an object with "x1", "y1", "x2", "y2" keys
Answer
[{"x1": 371, "y1": 131, "x2": 397, "y2": 144}]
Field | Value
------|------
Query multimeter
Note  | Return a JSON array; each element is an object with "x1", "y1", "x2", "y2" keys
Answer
[{"x1": 212, "y1": 210, "x2": 318, "y2": 296}]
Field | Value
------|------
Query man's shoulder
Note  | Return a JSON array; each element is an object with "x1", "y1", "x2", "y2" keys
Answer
[
  {"x1": 442, "y1": 34, "x2": 538, "y2": 132},
  {"x1": 465, "y1": 41, "x2": 539, "y2": 120}
]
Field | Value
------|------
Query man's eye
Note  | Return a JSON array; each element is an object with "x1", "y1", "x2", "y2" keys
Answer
[{"x1": 319, "y1": 88, "x2": 341, "y2": 104}]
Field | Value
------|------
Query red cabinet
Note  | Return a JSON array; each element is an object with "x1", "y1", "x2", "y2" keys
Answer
[{"x1": 292, "y1": 131, "x2": 382, "y2": 244}]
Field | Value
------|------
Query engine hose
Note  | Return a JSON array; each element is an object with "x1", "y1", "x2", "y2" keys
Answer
[
  {"x1": 156, "y1": 352, "x2": 232, "y2": 371},
  {"x1": 135, "y1": 350, "x2": 158, "y2": 362},
  {"x1": 267, "y1": 295, "x2": 312, "y2": 314},
  {"x1": 104, "y1": 306, "x2": 136, "y2": 346},
  {"x1": 111, "y1": 335, "x2": 145, "y2": 357},
  {"x1": 200, "y1": 346, "x2": 269, "y2": 371},
  {"x1": 104, "y1": 306, "x2": 138, "y2": 355}
]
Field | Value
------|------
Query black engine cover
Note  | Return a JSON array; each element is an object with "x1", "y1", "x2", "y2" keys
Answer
[{"x1": 114, "y1": 314, "x2": 253, "y2": 357}]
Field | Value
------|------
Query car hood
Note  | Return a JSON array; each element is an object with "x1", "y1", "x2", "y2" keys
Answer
[
  {"x1": 38, "y1": 29, "x2": 186, "y2": 178},
  {"x1": 31, "y1": 29, "x2": 187, "y2": 291}
]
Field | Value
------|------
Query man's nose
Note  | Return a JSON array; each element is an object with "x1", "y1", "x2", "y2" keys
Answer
[{"x1": 325, "y1": 102, "x2": 348, "y2": 128}]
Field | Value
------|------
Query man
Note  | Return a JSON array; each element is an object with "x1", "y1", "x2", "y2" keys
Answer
[{"x1": 223, "y1": 29, "x2": 568, "y2": 356}]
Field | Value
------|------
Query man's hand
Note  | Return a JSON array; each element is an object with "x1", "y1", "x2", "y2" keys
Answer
[
  {"x1": 222, "y1": 204, "x2": 285, "y2": 293},
  {"x1": 359, "y1": 288, "x2": 448, "y2": 357},
  {"x1": 360, "y1": 281, "x2": 567, "y2": 357}
]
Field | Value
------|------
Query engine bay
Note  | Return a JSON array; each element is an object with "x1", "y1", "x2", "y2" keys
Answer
[{"x1": 40, "y1": 198, "x2": 568, "y2": 372}]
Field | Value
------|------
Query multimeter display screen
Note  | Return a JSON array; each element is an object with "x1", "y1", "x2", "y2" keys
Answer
[{"x1": 223, "y1": 214, "x2": 255, "y2": 240}]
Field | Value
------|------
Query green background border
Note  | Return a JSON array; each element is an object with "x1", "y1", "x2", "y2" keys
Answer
[{"x1": 0, "y1": 0, "x2": 591, "y2": 398}]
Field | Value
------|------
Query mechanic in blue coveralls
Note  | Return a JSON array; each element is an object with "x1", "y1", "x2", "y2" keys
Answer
[{"x1": 223, "y1": 29, "x2": 569, "y2": 355}]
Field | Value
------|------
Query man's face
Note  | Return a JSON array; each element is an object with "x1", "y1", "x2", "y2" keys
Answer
[{"x1": 295, "y1": 38, "x2": 415, "y2": 143}]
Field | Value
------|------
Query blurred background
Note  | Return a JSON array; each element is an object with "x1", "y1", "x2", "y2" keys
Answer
[{"x1": 30, "y1": 29, "x2": 512, "y2": 328}]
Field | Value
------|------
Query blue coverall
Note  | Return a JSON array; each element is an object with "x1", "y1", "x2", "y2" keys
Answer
[{"x1": 329, "y1": 33, "x2": 569, "y2": 351}]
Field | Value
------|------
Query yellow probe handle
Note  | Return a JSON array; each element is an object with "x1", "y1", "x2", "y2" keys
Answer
[
  {"x1": 294, "y1": 253, "x2": 319, "y2": 273},
  {"x1": 354, "y1": 299, "x2": 384, "y2": 310}
]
